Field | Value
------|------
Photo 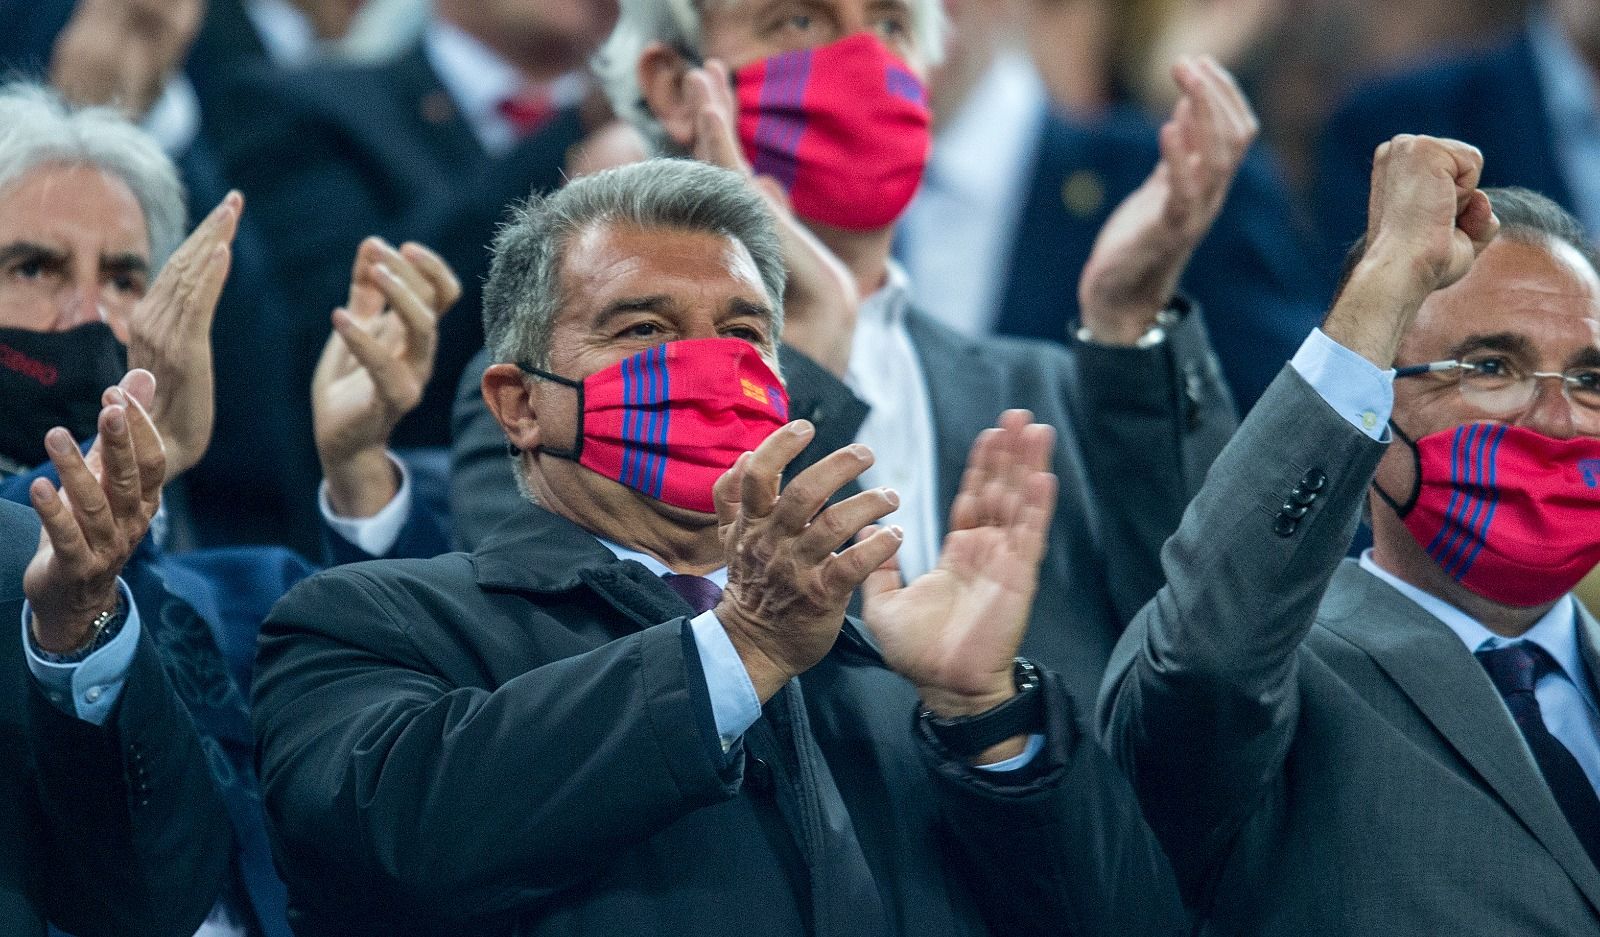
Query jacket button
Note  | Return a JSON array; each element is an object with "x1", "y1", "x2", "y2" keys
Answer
[
  {"x1": 1300, "y1": 469, "x2": 1327, "y2": 492},
  {"x1": 1281, "y1": 500, "x2": 1309, "y2": 520},
  {"x1": 1273, "y1": 515, "x2": 1298, "y2": 538},
  {"x1": 1290, "y1": 487, "x2": 1318, "y2": 506},
  {"x1": 745, "y1": 755, "x2": 773, "y2": 795}
]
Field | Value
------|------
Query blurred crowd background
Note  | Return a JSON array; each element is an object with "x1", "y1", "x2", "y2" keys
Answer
[{"x1": 0, "y1": 0, "x2": 1576, "y2": 560}]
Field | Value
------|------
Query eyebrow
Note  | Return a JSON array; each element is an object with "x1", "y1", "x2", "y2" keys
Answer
[
  {"x1": 0, "y1": 241, "x2": 150, "y2": 279},
  {"x1": 725, "y1": 297, "x2": 775, "y2": 323},
  {"x1": 591, "y1": 296, "x2": 673, "y2": 330},
  {"x1": 1448, "y1": 332, "x2": 1536, "y2": 361}
]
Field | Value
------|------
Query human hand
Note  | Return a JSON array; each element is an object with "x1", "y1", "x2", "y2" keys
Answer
[
  {"x1": 713, "y1": 421, "x2": 904, "y2": 702},
  {"x1": 25, "y1": 370, "x2": 166, "y2": 654},
  {"x1": 686, "y1": 61, "x2": 859, "y2": 376},
  {"x1": 1078, "y1": 56, "x2": 1257, "y2": 344},
  {"x1": 861, "y1": 411, "x2": 1056, "y2": 759},
  {"x1": 124, "y1": 192, "x2": 240, "y2": 480},
  {"x1": 50, "y1": 0, "x2": 204, "y2": 117},
  {"x1": 1322, "y1": 135, "x2": 1499, "y2": 368},
  {"x1": 314, "y1": 238, "x2": 460, "y2": 517}
]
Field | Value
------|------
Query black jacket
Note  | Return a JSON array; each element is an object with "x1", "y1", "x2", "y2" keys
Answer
[
  {"x1": 253, "y1": 502, "x2": 1184, "y2": 936},
  {"x1": 0, "y1": 499, "x2": 233, "y2": 937}
]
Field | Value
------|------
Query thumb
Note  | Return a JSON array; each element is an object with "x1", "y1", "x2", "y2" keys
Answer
[
  {"x1": 119, "y1": 368, "x2": 157, "y2": 411},
  {"x1": 858, "y1": 525, "x2": 905, "y2": 606}
]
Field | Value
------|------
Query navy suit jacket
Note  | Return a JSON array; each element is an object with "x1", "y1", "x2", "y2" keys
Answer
[
  {"x1": 217, "y1": 44, "x2": 585, "y2": 451},
  {"x1": 993, "y1": 106, "x2": 1333, "y2": 411},
  {"x1": 1314, "y1": 27, "x2": 1571, "y2": 274}
]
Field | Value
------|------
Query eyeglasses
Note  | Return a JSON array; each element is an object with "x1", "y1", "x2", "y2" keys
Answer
[{"x1": 1395, "y1": 353, "x2": 1600, "y2": 430}]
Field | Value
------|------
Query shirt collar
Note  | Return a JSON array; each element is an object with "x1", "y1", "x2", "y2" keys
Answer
[
  {"x1": 423, "y1": 17, "x2": 588, "y2": 134},
  {"x1": 857, "y1": 260, "x2": 914, "y2": 329},
  {"x1": 927, "y1": 48, "x2": 1049, "y2": 205},
  {"x1": 247, "y1": 0, "x2": 320, "y2": 68},
  {"x1": 1359, "y1": 549, "x2": 1587, "y2": 688},
  {"x1": 1528, "y1": 5, "x2": 1600, "y2": 136},
  {"x1": 594, "y1": 537, "x2": 729, "y2": 588}
]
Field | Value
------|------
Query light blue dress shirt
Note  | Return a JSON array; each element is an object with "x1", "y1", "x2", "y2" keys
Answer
[
  {"x1": 1361, "y1": 553, "x2": 1600, "y2": 795},
  {"x1": 22, "y1": 577, "x2": 141, "y2": 726}
]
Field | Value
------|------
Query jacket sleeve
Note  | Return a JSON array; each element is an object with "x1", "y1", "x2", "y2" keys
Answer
[
  {"x1": 922, "y1": 672, "x2": 1185, "y2": 937},
  {"x1": 1064, "y1": 298, "x2": 1239, "y2": 622},
  {"x1": 30, "y1": 627, "x2": 234, "y2": 937},
  {"x1": 252, "y1": 564, "x2": 743, "y2": 915},
  {"x1": 1095, "y1": 365, "x2": 1384, "y2": 904}
]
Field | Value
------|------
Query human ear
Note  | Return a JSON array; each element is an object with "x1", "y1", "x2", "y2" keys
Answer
[
  {"x1": 638, "y1": 41, "x2": 697, "y2": 151},
  {"x1": 482, "y1": 364, "x2": 542, "y2": 453}
]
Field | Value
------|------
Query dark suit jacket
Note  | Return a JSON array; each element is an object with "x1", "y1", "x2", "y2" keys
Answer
[
  {"x1": 0, "y1": 461, "x2": 449, "y2": 937},
  {"x1": 1313, "y1": 26, "x2": 1571, "y2": 274},
  {"x1": 218, "y1": 43, "x2": 585, "y2": 450},
  {"x1": 253, "y1": 500, "x2": 1184, "y2": 936},
  {"x1": 450, "y1": 312, "x2": 1235, "y2": 709},
  {"x1": 0, "y1": 499, "x2": 234, "y2": 937},
  {"x1": 993, "y1": 107, "x2": 1332, "y2": 411},
  {"x1": 1099, "y1": 366, "x2": 1600, "y2": 934}
]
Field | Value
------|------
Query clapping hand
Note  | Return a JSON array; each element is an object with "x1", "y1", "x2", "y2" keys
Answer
[
  {"x1": 313, "y1": 238, "x2": 460, "y2": 518},
  {"x1": 861, "y1": 411, "x2": 1057, "y2": 761},
  {"x1": 684, "y1": 61, "x2": 860, "y2": 377},
  {"x1": 125, "y1": 192, "x2": 241, "y2": 479},
  {"x1": 50, "y1": 0, "x2": 204, "y2": 117},
  {"x1": 1078, "y1": 56, "x2": 1257, "y2": 344},
  {"x1": 25, "y1": 370, "x2": 165, "y2": 655},
  {"x1": 712, "y1": 422, "x2": 904, "y2": 702}
]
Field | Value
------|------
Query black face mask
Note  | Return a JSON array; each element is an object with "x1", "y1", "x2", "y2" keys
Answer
[{"x1": 0, "y1": 322, "x2": 126, "y2": 471}]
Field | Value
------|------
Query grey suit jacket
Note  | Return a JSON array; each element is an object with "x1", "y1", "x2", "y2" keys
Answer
[
  {"x1": 1099, "y1": 365, "x2": 1600, "y2": 935},
  {"x1": 451, "y1": 307, "x2": 1234, "y2": 710}
]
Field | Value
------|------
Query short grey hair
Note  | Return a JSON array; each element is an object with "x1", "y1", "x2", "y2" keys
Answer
[
  {"x1": 483, "y1": 158, "x2": 787, "y2": 369},
  {"x1": 0, "y1": 82, "x2": 186, "y2": 269},
  {"x1": 594, "y1": 0, "x2": 947, "y2": 153}
]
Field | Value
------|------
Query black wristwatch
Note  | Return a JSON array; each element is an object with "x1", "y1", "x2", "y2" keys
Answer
[{"x1": 921, "y1": 658, "x2": 1045, "y2": 760}]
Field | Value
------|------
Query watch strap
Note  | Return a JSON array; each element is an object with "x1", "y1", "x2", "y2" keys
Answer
[{"x1": 921, "y1": 658, "x2": 1045, "y2": 760}]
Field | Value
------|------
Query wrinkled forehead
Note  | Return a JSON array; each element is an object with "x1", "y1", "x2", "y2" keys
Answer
[
  {"x1": 0, "y1": 162, "x2": 150, "y2": 260},
  {"x1": 1403, "y1": 238, "x2": 1600, "y2": 364}
]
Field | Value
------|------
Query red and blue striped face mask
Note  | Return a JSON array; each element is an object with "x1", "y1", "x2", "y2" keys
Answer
[
  {"x1": 1376, "y1": 422, "x2": 1600, "y2": 607},
  {"x1": 733, "y1": 33, "x2": 932, "y2": 232},
  {"x1": 522, "y1": 338, "x2": 789, "y2": 513}
]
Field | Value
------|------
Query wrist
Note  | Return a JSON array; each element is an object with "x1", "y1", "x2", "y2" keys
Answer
[
  {"x1": 714, "y1": 600, "x2": 797, "y2": 703},
  {"x1": 323, "y1": 447, "x2": 399, "y2": 518},
  {"x1": 31, "y1": 589, "x2": 122, "y2": 656},
  {"x1": 920, "y1": 659, "x2": 1046, "y2": 764},
  {"x1": 1322, "y1": 251, "x2": 1433, "y2": 369}
]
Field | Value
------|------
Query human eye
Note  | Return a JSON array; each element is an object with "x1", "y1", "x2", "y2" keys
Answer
[
  {"x1": 722, "y1": 323, "x2": 765, "y2": 343},
  {"x1": 1462, "y1": 354, "x2": 1520, "y2": 382},
  {"x1": 617, "y1": 320, "x2": 663, "y2": 340},
  {"x1": 1567, "y1": 367, "x2": 1600, "y2": 400}
]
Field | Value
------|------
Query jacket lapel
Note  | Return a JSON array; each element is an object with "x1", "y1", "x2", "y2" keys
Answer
[
  {"x1": 903, "y1": 313, "x2": 1004, "y2": 522},
  {"x1": 1321, "y1": 562, "x2": 1600, "y2": 912}
]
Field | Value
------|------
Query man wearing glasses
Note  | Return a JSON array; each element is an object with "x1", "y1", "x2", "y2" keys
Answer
[{"x1": 1099, "y1": 136, "x2": 1600, "y2": 934}]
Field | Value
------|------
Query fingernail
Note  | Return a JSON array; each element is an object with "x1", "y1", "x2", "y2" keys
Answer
[
  {"x1": 105, "y1": 407, "x2": 126, "y2": 434},
  {"x1": 787, "y1": 421, "x2": 813, "y2": 437},
  {"x1": 375, "y1": 262, "x2": 394, "y2": 279},
  {"x1": 47, "y1": 428, "x2": 72, "y2": 454},
  {"x1": 848, "y1": 444, "x2": 871, "y2": 460},
  {"x1": 889, "y1": 525, "x2": 905, "y2": 539},
  {"x1": 880, "y1": 487, "x2": 900, "y2": 507}
]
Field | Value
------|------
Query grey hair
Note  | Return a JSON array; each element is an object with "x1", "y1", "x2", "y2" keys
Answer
[
  {"x1": 594, "y1": 0, "x2": 948, "y2": 154},
  {"x1": 0, "y1": 82, "x2": 186, "y2": 269},
  {"x1": 483, "y1": 158, "x2": 787, "y2": 370}
]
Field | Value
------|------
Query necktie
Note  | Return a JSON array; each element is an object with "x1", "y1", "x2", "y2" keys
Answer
[
  {"x1": 497, "y1": 90, "x2": 555, "y2": 138},
  {"x1": 1477, "y1": 642, "x2": 1600, "y2": 870},
  {"x1": 661, "y1": 573, "x2": 723, "y2": 616}
]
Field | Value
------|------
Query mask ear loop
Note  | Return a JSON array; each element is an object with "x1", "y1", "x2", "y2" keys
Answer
[
  {"x1": 515, "y1": 362, "x2": 584, "y2": 462},
  {"x1": 1370, "y1": 419, "x2": 1422, "y2": 519}
]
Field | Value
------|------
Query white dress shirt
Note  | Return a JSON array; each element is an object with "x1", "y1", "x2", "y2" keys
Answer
[
  {"x1": 899, "y1": 49, "x2": 1049, "y2": 337},
  {"x1": 1528, "y1": 6, "x2": 1600, "y2": 240},
  {"x1": 422, "y1": 18, "x2": 587, "y2": 159},
  {"x1": 845, "y1": 263, "x2": 943, "y2": 583}
]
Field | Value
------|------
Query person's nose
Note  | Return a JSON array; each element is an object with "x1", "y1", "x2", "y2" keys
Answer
[{"x1": 1518, "y1": 373, "x2": 1580, "y2": 440}]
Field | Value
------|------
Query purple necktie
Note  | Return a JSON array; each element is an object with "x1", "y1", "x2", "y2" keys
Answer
[
  {"x1": 661, "y1": 573, "x2": 723, "y2": 616},
  {"x1": 1476, "y1": 642, "x2": 1600, "y2": 870}
]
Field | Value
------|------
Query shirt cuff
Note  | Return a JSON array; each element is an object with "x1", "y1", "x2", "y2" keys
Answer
[
  {"x1": 1289, "y1": 327, "x2": 1395, "y2": 441},
  {"x1": 319, "y1": 452, "x2": 413, "y2": 557},
  {"x1": 22, "y1": 578, "x2": 142, "y2": 725},
  {"x1": 689, "y1": 609, "x2": 762, "y2": 752},
  {"x1": 973, "y1": 732, "x2": 1045, "y2": 772}
]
